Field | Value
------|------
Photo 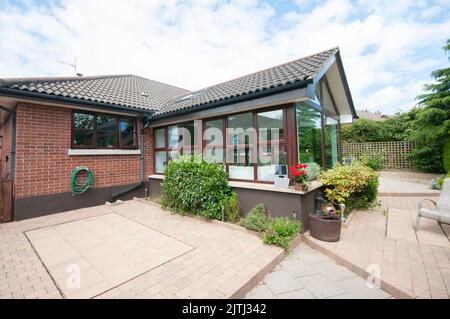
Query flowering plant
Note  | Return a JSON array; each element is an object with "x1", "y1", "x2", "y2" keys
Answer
[{"x1": 289, "y1": 164, "x2": 309, "y2": 184}]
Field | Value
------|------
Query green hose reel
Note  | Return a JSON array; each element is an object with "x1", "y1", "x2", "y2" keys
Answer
[{"x1": 70, "y1": 166, "x2": 94, "y2": 195}]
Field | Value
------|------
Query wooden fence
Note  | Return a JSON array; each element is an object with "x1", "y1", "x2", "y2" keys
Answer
[{"x1": 341, "y1": 141, "x2": 416, "y2": 169}]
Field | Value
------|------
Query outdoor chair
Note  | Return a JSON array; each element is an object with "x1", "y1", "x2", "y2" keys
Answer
[{"x1": 415, "y1": 178, "x2": 450, "y2": 230}]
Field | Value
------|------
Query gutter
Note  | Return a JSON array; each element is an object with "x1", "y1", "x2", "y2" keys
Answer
[
  {"x1": 151, "y1": 78, "x2": 313, "y2": 121},
  {"x1": 0, "y1": 88, "x2": 155, "y2": 116}
]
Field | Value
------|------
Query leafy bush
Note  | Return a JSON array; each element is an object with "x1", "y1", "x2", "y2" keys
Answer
[
  {"x1": 221, "y1": 192, "x2": 240, "y2": 223},
  {"x1": 263, "y1": 217, "x2": 301, "y2": 250},
  {"x1": 358, "y1": 153, "x2": 385, "y2": 171},
  {"x1": 432, "y1": 174, "x2": 450, "y2": 190},
  {"x1": 319, "y1": 162, "x2": 379, "y2": 212},
  {"x1": 305, "y1": 162, "x2": 321, "y2": 180},
  {"x1": 161, "y1": 155, "x2": 233, "y2": 220},
  {"x1": 444, "y1": 138, "x2": 450, "y2": 174},
  {"x1": 240, "y1": 204, "x2": 270, "y2": 232}
]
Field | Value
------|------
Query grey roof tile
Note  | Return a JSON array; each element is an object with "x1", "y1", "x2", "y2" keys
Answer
[
  {"x1": 0, "y1": 74, "x2": 190, "y2": 112},
  {"x1": 0, "y1": 47, "x2": 338, "y2": 116}
]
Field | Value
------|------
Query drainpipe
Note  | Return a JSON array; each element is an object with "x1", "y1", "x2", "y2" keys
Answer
[
  {"x1": 10, "y1": 111, "x2": 16, "y2": 180},
  {"x1": 110, "y1": 117, "x2": 147, "y2": 201},
  {"x1": 140, "y1": 120, "x2": 144, "y2": 183}
]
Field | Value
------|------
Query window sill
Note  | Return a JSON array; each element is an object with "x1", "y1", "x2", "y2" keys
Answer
[
  {"x1": 148, "y1": 174, "x2": 323, "y2": 194},
  {"x1": 68, "y1": 149, "x2": 141, "y2": 156}
]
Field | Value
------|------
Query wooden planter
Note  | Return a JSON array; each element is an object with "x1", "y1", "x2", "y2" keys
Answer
[{"x1": 309, "y1": 213, "x2": 342, "y2": 242}]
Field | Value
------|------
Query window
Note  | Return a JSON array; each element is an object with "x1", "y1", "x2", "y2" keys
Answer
[
  {"x1": 152, "y1": 107, "x2": 289, "y2": 183},
  {"x1": 153, "y1": 122, "x2": 200, "y2": 174},
  {"x1": 119, "y1": 118, "x2": 137, "y2": 147},
  {"x1": 154, "y1": 128, "x2": 167, "y2": 174},
  {"x1": 296, "y1": 103, "x2": 323, "y2": 166},
  {"x1": 257, "y1": 109, "x2": 286, "y2": 181},
  {"x1": 204, "y1": 119, "x2": 224, "y2": 163},
  {"x1": 73, "y1": 113, "x2": 94, "y2": 146},
  {"x1": 325, "y1": 116, "x2": 339, "y2": 168},
  {"x1": 97, "y1": 115, "x2": 117, "y2": 148},
  {"x1": 227, "y1": 112, "x2": 255, "y2": 180},
  {"x1": 72, "y1": 111, "x2": 137, "y2": 149}
]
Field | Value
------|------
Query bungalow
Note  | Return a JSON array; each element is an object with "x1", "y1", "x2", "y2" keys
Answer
[{"x1": 0, "y1": 47, "x2": 357, "y2": 227}]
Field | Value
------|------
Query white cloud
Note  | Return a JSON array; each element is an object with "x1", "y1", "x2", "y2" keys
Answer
[{"x1": 0, "y1": 0, "x2": 448, "y2": 114}]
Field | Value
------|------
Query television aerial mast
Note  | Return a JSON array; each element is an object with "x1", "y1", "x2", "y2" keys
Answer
[{"x1": 58, "y1": 58, "x2": 83, "y2": 76}]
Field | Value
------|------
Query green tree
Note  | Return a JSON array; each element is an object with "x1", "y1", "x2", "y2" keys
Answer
[{"x1": 410, "y1": 39, "x2": 450, "y2": 172}]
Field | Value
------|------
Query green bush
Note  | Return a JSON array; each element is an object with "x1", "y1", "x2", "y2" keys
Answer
[
  {"x1": 319, "y1": 162, "x2": 379, "y2": 213},
  {"x1": 444, "y1": 138, "x2": 450, "y2": 174},
  {"x1": 358, "y1": 153, "x2": 385, "y2": 171},
  {"x1": 240, "y1": 204, "x2": 270, "y2": 232},
  {"x1": 161, "y1": 155, "x2": 233, "y2": 220},
  {"x1": 221, "y1": 192, "x2": 240, "y2": 223},
  {"x1": 263, "y1": 217, "x2": 301, "y2": 250}
]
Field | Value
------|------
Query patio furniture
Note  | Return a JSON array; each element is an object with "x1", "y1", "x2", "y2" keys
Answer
[{"x1": 415, "y1": 178, "x2": 450, "y2": 230}]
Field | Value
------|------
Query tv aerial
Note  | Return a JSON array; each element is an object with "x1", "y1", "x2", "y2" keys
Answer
[{"x1": 58, "y1": 58, "x2": 83, "y2": 76}]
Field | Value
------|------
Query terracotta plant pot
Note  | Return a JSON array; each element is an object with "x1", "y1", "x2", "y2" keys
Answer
[
  {"x1": 293, "y1": 183, "x2": 306, "y2": 191},
  {"x1": 309, "y1": 213, "x2": 341, "y2": 242}
]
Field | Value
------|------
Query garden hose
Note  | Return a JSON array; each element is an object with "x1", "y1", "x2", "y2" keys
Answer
[{"x1": 70, "y1": 166, "x2": 94, "y2": 195}]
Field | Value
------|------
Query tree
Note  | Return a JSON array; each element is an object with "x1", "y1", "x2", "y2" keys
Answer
[{"x1": 410, "y1": 39, "x2": 450, "y2": 172}]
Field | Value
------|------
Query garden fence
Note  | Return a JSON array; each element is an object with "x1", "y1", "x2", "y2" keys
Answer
[{"x1": 341, "y1": 141, "x2": 417, "y2": 169}]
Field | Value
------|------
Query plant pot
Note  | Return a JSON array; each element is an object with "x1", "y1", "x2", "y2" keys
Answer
[
  {"x1": 309, "y1": 213, "x2": 341, "y2": 242},
  {"x1": 293, "y1": 183, "x2": 306, "y2": 191}
]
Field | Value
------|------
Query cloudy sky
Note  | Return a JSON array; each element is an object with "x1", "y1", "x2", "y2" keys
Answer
[{"x1": 0, "y1": 0, "x2": 449, "y2": 114}]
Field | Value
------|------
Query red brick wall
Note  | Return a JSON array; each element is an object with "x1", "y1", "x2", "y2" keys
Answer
[
  {"x1": 0, "y1": 114, "x2": 12, "y2": 179},
  {"x1": 14, "y1": 103, "x2": 154, "y2": 199}
]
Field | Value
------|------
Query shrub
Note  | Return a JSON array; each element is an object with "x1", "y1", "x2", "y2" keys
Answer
[
  {"x1": 305, "y1": 162, "x2": 321, "y2": 180},
  {"x1": 432, "y1": 174, "x2": 450, "y2": 190},
  {"x1": 358, "y1": 153, "x2": 385, "y2": 171},
  {"x1": 240, "y1": 204, "x2": 270, "y2": 232},
  {"x1": 161, "y1": 155, "x2": 233, "y2": 220},
  {"x1": 319, "y1": 162, "x2": 379, "y2": 212},
  {"x1": 444, "y1": 138, "x2": 450, "y2": 174},
  {"x1": 221, "y1": 192, "x2": 240, "y2": 223},
  {"x1": 263, "y1": 217, "x2": 301, "y2": 250}
]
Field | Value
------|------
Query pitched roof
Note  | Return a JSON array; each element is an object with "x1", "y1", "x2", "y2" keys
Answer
[
  {"x1": 0, "y1": 47, "x2": 339, "y2": 116},
  {"x1": 357, "y1": 110, "x2": 391, "y2": 121},
  {"x1": 157, "y1": 47, "x2": 338, "y2": 116},
  {"x1": 0, "y1": 74, "x2": 189, "y2": 112}
]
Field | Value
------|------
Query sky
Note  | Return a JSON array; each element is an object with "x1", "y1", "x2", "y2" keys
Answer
[{"x1": 0, "y1": 0, "x2": 449, "y2": 115}]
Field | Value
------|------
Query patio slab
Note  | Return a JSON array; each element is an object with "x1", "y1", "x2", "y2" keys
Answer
[
  {"x1": 245, "y1": 243, "x2": 391, "y2": 299},
  {"x1": 303, "y1": 196, "x2": 450, "y2": 299},
  {"x1": 26, "y1": 214, "x2": 193, "y2": 298},
  {"x1": 1, "y1": 199, "x2": 285, "y2": 299}
]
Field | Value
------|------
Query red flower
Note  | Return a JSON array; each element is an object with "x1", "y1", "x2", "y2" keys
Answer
[
  {"x1": 297, "y1": 164, "x2": 303, "y2": 169},
  {"x1": 300, "y1": 170, "x2": 306, "y2": 175},
  {"x1": 303, "y1": 164, "x2": 308, "y2": 168},
  {"x1": 289, "y1": 166, "x2": 300, "y2": 177}
]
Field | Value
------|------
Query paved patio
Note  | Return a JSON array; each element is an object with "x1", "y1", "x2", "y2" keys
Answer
[
  {"x1": 0, "y1": 199, "x2": 283, "y2": 299},
  {"x1": 378, "y1": 171, "x2": 440, "y2": 196},
  {"x1": 245, "y1": 243, "x2": 391, "y2": 299},
  {"x1": 304, "y1": 196, "x2": 450, "y2": 299}
]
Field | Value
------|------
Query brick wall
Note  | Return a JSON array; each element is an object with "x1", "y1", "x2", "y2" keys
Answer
[
  {"x1": 14, "y1": 103, "x2": 154, "y2": 199},
  {"x1": 0, "y1": 114, "x2": 12, "y2": 179}
]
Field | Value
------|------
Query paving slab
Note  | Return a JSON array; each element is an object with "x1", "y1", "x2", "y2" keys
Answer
[
  {"x1": 246, "y1": 243, "x2": 391, "y2": 299},
  {"x1": 304, "y1": 197, "x2": 450, "y2": 299},
  {"x1": 1, "y1": 199, "x2": 284, "y2": 299},
  {"x1": 387, "y1": 208, "x2": 417, "y2": 242},
  {"x1": 26, "y1": 213, "x2": 193, "y2": 298}
]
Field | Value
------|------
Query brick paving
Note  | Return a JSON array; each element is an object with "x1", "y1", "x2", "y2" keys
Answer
[
  {"x1": 245, "y1": 243, "x2": 391, "y2": 299},
  {"x1": 303, "y1": 197, "x2": 450, "y2": 299},
  {"x1": 1, "y1": 199, "x2": 283, "y2": 299}
]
